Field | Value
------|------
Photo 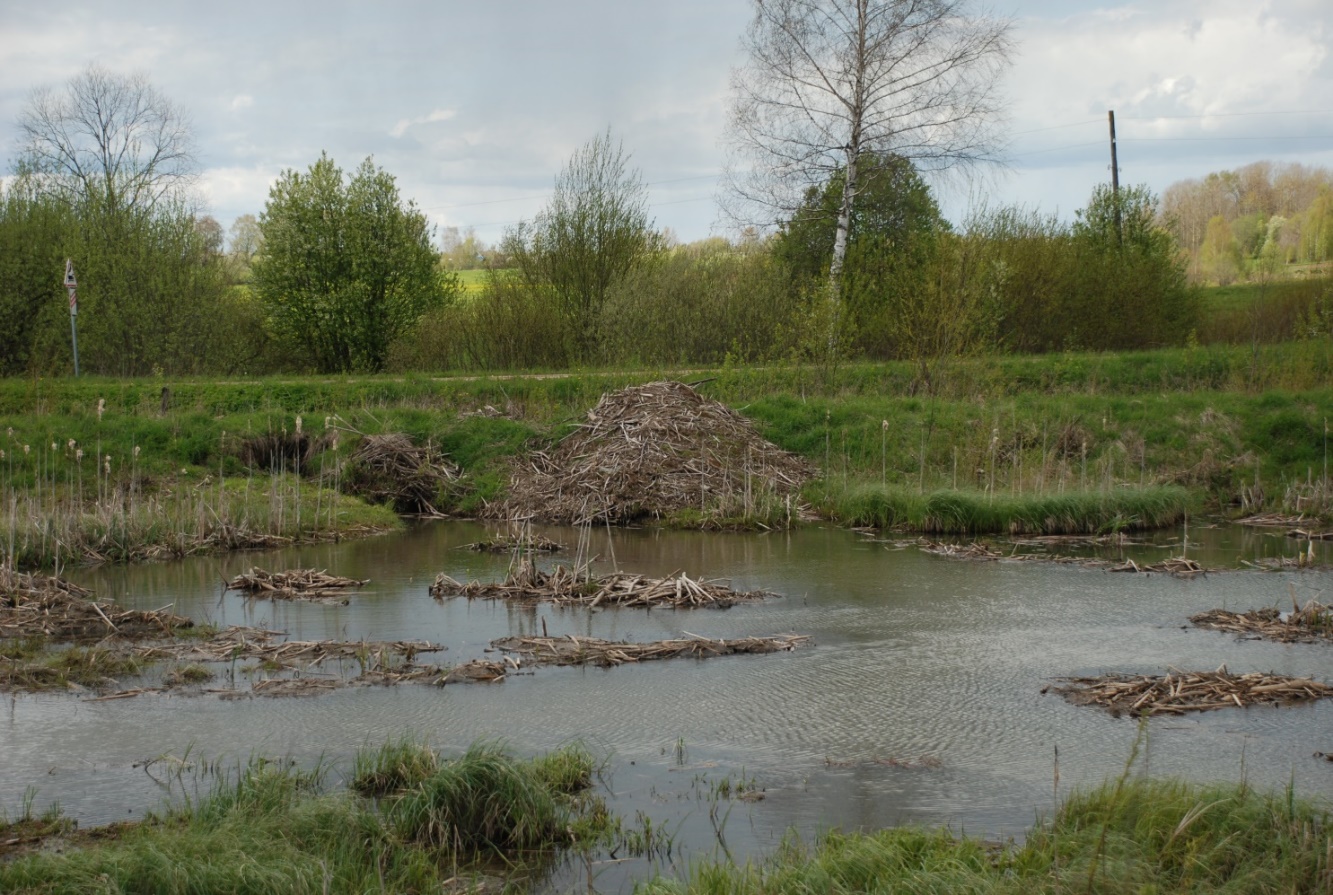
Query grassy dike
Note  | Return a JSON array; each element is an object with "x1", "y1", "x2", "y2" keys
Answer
[{"x1": 1, "y1": 339, "x2": 1330, "y2": 568}]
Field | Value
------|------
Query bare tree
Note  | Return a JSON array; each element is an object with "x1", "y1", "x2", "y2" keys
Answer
[
  {"x1": 725, "y1": 0, "x2": 1012, "y2": 307},
  {"x1": 16, "y1": 63, "x2": 196, "y2": 213}
]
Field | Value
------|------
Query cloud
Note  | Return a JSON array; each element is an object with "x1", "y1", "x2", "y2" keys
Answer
[
  {"x1": 389, "y1": 108, "x2": 457, "y2": 139},
  {"x1": 229, "y1": 94, "x2": 253, "y2": 111}
]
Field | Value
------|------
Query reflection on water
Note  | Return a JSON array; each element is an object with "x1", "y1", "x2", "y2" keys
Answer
[{"x1": 2, "y1": 521, "x2": 1331, "y2": 890}]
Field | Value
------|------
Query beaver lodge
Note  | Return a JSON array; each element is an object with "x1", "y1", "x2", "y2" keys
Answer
[
  {"x1": 1191, "y1": 599, "x2": 1333, "y2": 644},
  {"x1": 430, "y1": 559, "x2": 773, "y2": 608},
  {"x1": 1051, "y1": 667, "x2": 1333, "y2": 716},
  {"x1": 487, "y1": 380, "x2": 812, "y2": 526}
]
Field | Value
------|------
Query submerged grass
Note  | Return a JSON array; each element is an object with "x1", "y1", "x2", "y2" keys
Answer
[
  {"x1": 0, "y1": 741, "x2": 605, "y2": 893},
  {"x1": 642, "y1": 778, "x2": 1333, "y2": 895}
]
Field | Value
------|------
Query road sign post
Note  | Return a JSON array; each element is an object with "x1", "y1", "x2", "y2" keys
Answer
[{"x1": 64, "y1": 259, "x2": 80, "y2": 377}]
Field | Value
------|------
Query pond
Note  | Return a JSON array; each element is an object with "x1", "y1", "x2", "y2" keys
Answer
[{"x1": 3, "y1": 520, "x2": 1331, "y2": 890}]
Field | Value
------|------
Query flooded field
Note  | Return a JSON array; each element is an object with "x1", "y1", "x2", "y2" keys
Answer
[{"x1": 3, "y1": 520, "x2": 1331, "y2": 890}]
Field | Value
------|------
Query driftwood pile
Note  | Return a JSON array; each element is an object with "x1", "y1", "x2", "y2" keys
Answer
[
  {"x1": 226, "y1": 567, "x2": 368, "y2": 603},
  {"x1": 1052, "y1": 667, "x2": 1333, "y2": 716},
  {"x1": 1, "y1": 569, "x2": 192, "y2": 642},
  {"x1": 1191, "y1": 600, "x2": 1333, "y2": 644},
  {"x1": 344, "y1": 433, "x2": 459, "y2": 515},
  {"x1": 430, "y1": 560, "x2": 772, "y2": 609},
  {"x1": 488, "y1": 380, "x2": 812, "y2": 525},
  {"x1": 491, "y1": 633, "x2": 808, "y2": 668}
]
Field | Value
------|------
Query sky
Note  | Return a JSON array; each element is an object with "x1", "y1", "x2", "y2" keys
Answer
[{"x1": 2, "y1": 0, "x2": 1331, "y2": 249}]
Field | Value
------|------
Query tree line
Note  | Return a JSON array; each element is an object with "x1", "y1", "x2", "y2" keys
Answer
[{"x1": 0, "y1": 1, "x2": 1276, "y2": 381}]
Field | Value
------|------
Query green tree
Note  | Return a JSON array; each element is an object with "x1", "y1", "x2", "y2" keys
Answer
[
  {"x1": 773, "y1": 153, "x2": 949, "y2": 358},
  {"x1": 254, "y1": 154, "x2": 453, "y2": 373},
  {"x1": 503, "y1": 131, "x2": 657, "y2": 361},
  {"x1": 1200, "y1": 214, "x2": 1242, "y2": 285}
]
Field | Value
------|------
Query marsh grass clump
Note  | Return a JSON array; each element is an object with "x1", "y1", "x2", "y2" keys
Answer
[
  {"x1": 350, "y1": 737, "x2": 440, "y2": 797},
  {"x1": 391, "y1": 742, "x2": 594, "y2": 851},
  {"x1": 640, "y1": 778, "x2": 1333, "y2": 895},
  {"x1": 163, "y1": 663, "x2": 214, "y2": 687}
]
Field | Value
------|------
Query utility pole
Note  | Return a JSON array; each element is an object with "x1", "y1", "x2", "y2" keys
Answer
[{"x1": 1108, "y1": 110, "x2": 1122, "y2": 245}]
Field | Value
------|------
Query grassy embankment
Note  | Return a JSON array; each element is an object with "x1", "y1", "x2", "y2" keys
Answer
[
  {"x1": 2, "y1": 740, "x2": 1329, "y2": 894},
  {"x1": 0, "y1": 740, "x2": 607, "y2": 892},
  {"x1": 1, "y1": 338, "x2": 1331, "y2": 568}
]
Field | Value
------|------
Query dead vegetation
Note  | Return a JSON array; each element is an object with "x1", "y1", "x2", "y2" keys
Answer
[
  {"x1": 1191, "y1": 598, "x2": 1333, "y2": 644},
  {"x1": 430, "y1": 559, "x2": 773, "y2": 609},
  {"x1": 343, "y1": 433, "x2": 460, "y2": 515},
  {"x1": 490, "y1": 633, "x2": 808, "y2": 668},
  {"x1": 1051, "y1": 666, "x2": 1333, "y2": 716},
  {"x1": 1, "y1": 567, "x2": 192, "y2": 642},
  {"x1": 226, "y1": 567, "x2": 368, "y2": 604},
  {"x1": 488, "y1": 380, "x2": 812, "y2": 525},
  {"x1": 914, "y1": 540, "x2": 1215, "y2": 576}
]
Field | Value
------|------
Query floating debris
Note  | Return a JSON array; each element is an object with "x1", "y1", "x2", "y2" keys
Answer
[
  {"x1": 490, "y1": 633, "x2": 808, "y2": 668},
  {"x1": 1238, "y1": 513, "x2": 1309, "y2": 527},
  {"x1": 1287, "y1": 528, "x2": 1333, "y2": 541},
  {"x1": 430, "y1": 560, "x2": 773, "y2": 609},
  {"x1": 462, "y1": 535, "x2": 564, "y2": 554},
  {"x1": 136, "y1": 628, "x2": 442, "y2": 670},
  {"x1": 1051, "y1": 667, "x2": 1333, "y2": 716},
  {"x1": 1, "y1": 567, "x2": 191, "y2": 642},
  {"x1": 441, "y1": 659, "x2": 510, "y2": 685},
  {"x1": 918, "y1": 541, "x2": 1004, "y2": 560},
  {"x1": 1106, "y1": 556, "x2": 1210, "y2": 577},
  {"x1": 488, "y1": 380, "x2": 812, "y2": 525},
  {"x1": 1191, "y1": 599, "x2": 1333, "y2": 644},
  {"x1": 227, "y1": 567, "x2": 368, "y2": 604}
]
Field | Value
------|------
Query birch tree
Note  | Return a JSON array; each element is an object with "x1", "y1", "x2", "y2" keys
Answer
[{"x1": 725, "y1": 0, "x2": 1011, "y2": 318}]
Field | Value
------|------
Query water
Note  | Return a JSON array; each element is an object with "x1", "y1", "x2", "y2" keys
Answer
[{"x1": 3, "y1": 521, "x2": 1331, "y2": 890}]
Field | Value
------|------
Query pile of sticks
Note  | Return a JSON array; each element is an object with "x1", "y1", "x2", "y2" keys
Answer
[
  {"x1": 1238, "y1": 513, "x2": 1308, "y2": 527},
  {"x1": 491, "y1": 633, "x2": 809, "y2": 668},
  {"x1": 1191, "y1": 599, "x2": 1333, "y2": 644},
  {"x1": 488, "y1": 380, "x2": 813, "y2": 525},
  {"x1": 1052, "y1": 667, "x2": 1333, "y2": 716},
  {"x1": 1, "y1": 569, "x2": 191, "y2": 642},
  {"x1": 431, "y1": 560, "x2": 772, "y2": 608},
  {"x1": 345, "y1": 433, "x2": 459, "y2": 515},
  {"x1": 227, "y1": 567, "x2": 368, "y2": 603}
]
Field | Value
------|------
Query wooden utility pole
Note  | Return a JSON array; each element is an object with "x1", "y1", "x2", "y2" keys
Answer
[{"x1": 1108, "y1": 110, "x2": 1122, "y2": 245}]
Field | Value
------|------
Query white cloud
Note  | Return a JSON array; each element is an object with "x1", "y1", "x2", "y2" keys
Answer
[
  {"x1": 389, "y1": 108, "x2": 457, "y2": 139},
  {"x1": 229, "y1": 94, "x2": 253, "y2": 111}
]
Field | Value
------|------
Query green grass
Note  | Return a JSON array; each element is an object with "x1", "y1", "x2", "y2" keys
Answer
[
  {"x1": 0, "y1": 741, "x2": 606, "y2": 893},
  {"x1": 817, "y1": 484, "x2": 1191, "y2": 534},
  {"x1": 1, "y1": 340, "x2": 1331, "y2": 566},
  {"x1": 454, "y1": 268, "x2": 496, "y2": 294},
  {"x1": 641, "y1": 778, "x2": 1333, "y2": 895}
]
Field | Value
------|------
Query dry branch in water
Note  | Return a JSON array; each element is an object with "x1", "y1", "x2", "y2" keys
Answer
[
  {"x1": 430, "y1": 560, "x2": 773, "y2": 608},
  {"x1": 1191, "y1": 599, "x2": 1333, "y2": 644},
  {"x1": 1, "y1": 567, "x2": 191, "y2": 641},
  {"x1": 227, "y1": 567, "x2": 368, "y2": 603},
  {"x1": 489, "y1": 380, "x2": 812, "y2": 525},
  {"x1": 1052, "y1": 667, "x2": 1333, "y2": 716},
  {"x1": 491, "y1": 633, "x2": 809, "y2": 668}
]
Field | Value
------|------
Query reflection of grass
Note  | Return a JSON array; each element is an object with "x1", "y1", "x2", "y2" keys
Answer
[
  {"x1": 639, "y1": 778, "x2": 1333, "y2": 895},
  {"x1": 0, "y1": 741, "x2": 606, "y2": 891}
]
